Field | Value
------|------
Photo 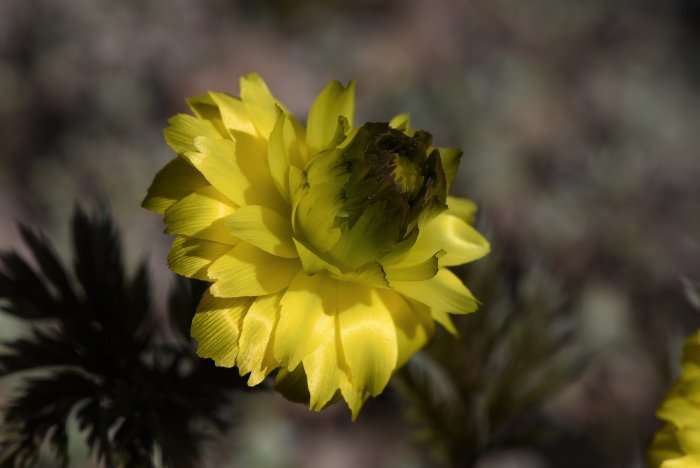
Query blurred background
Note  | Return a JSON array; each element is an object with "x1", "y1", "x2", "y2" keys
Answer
[{"x1": 1, "y1": 0, "x2": 700, "y2": 466}]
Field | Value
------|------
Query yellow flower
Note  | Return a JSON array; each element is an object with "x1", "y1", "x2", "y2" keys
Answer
[
  {"x1": 649, "y1": 330, "x2": 700, "y2": 467},
  {"x1": 142, "y1": 73, "x2": 490, "y2": 418}
]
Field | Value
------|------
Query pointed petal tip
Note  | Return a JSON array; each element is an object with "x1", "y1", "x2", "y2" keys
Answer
[
  {"x1": 140, "y1": 194, "x2": 154, "y2": 211},
  {"x1": 341, "y1": 386, "x2": 365, "y2": 422},
  {"x1": 240, "y1": 72, "x2": 264, "y2": 87},
  {"x1": 246, "y1": 373, "x2": 264, "y2": 387}
]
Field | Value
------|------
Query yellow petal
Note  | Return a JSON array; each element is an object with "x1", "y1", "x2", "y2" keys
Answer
[
  {"x1": 380, "y1": 290, "x2": 435, "y2": 367},
  {"x1": 327, "y1": 202, "x2": 393, "y2": 271},
  {"x1": 294, "y1": 235, "x2": 388, "y2": 289},
  {"x1": 306, "y1": 80, "x2": 355, "y2": 155},
  {"x1": 384, "y1": 255, "x2": 439, "y2": 282},
  {"x1": 141, "y1": 157, "x2": 208, "y2": 215},
  {"x1": 391, "y1": 268, "x2": 478, "y2": 314},
  {"x1": 293, "y1": 183, "x2": 343, "y2": 253},
  {"x1": 410, "y1": 213, "x2": 490, "y2": 267},
  {"x1": 433, "y1": 146, "x2": 461, "y2": 187},
  {"x1": 187, "y1": 93, "x2": 220, "y2": 119},
  {"x1": 293, "y1": 238, "x2": 340, "y2": 276},
  {"x1": 659, "y1": 397, "x2": 700, "y2": 430},
  {"x1": 288, "y1": 116, "x2": 309, "y2": 167},
  {"x1": 334, "y1": 125, "x2": 359, "y2": 150},
  {"x1": 289, "y1": 164, "x2": 307, "y2": 206},
  {"x1": 302, "y1": 318, "x2": 348, "y2": 412},
  {"x1": 289, "y1": 277, "x2": 350, "y2": 412},
  {"x1": 676, "y1": 379, "x2": 700, "y2": 408},
  {"x1": 209, "y1": 91, "x2": 258, "y2": 136},
  {"x1": 336, "y1": 282, "x2": 398, "y2": 412},
  {"x1": 185, "y1": 136, "x2": 286, "y2": 213},
  {"x1": 186, "y1": 93, "x2": 228, "y2": 137},
  {"x1": 389, "y1": 113, "x2": 410, "y2": 131},
  {"x1": 275, "y1": 271, "x2": 335, "y2": 370},
  {"x1": 182, "y1": 137, "x2": 245, "y2": 205},
  {"x1": 164, "y1": 114, "x2": 222, "y2": 155},
  {"x1": 334, "y1": 261, "x2": 388, "y2": 289},
  {"x1": 164, "y1": 186, "x2": 238, "y2": 244},
  {"x1": 431, "y1": 308, "x2": 458, "y2": 335},
  {"x1": 678, "y1": 427, "x2": 700, "y2": 459},
  {"x1": 649, "y1": 424, "x2": 684, "y2": 468},
  {"x1": 389, "y1": 113, "x2": 415, "y2": 136},
  {"x1": 661, "y1": 456, "x2": 700, "y2": 467},
  {"x1": 236, "y1": 292, "x2": 282, "y2": 385},
  {"x1": 227, "y1": 126, "x2": 288, "y2": 212},
  {"x1": 240, "y1": 73, "x2": 283, "y2": 138},
  {"x1": 167, "y1": 236, "x2": 233, "y2": 281},
  {"x1": 268, "y1": 110, "x2": 291, "y2": 202},
  {"x1": 224, "y1": 205, "x2": 296, "y2": 258},
  {"x1": 339, "y1": 377, "x2": 365, "y2": 420},
  {"x1": 207, "y1": 242, "x2": 300, "y2": 297},
  {"x1": 268, "y1": 109, "x2": 304, "y2": 201},
  {"x1": 191, "y1": 289, "x2": 252, "y2": 367},
  {"x1": 447, "y1": 196, "x2": 478, "y2": 224}
]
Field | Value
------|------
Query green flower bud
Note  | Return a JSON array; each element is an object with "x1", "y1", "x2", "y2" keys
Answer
[{"x1": 293, "y1": 122, "x2": 448, "y2": 279}]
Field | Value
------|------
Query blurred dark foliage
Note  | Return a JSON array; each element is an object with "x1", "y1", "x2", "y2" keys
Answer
[
  {"x1": 393, "y1": 238, "x2": 586, "y2": 467},
  {"x1": 0, "y1": 205, "x2": 245, "y2": 468}
]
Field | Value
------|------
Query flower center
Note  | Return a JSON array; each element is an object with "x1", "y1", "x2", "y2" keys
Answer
[{"x1": 293, "y1": 122, "x2": 448, "y2": 277}]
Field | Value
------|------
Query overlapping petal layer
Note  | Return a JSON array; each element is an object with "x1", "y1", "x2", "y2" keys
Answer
[{"x1": 143, "y1": 73, "x2": 490, "y2": 417}]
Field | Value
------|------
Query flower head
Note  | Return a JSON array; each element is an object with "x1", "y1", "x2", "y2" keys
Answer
[
  {"x1": 143, "y1": 73, "x2": 490, "y2": 417},
  {"x1": 649, "y1": 330, "x2": 700, "y2": 467}
]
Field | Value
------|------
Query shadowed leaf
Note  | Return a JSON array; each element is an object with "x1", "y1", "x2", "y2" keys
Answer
[{"x1": 0, "y1": 203, "x2": 248, "y2": 467}]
